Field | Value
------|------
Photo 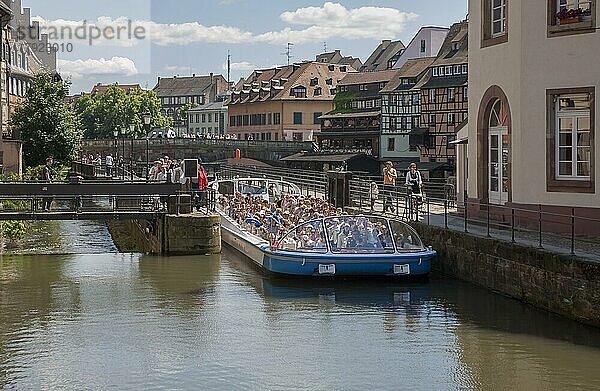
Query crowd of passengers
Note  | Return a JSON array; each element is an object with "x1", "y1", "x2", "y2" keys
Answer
[
  {"x1": 218, "y1": 193, "x2": 343, "y2": 244},
  {"x1": 218, "y1": 193, "x2": 417, "y2": 252}
]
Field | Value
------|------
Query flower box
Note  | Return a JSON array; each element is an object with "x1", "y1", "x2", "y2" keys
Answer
[{"x1": 559, "y1": 15, "x2": 582, "y2": 25}]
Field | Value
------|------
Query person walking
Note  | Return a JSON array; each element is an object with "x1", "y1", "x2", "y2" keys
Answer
[
  {"x1": 383, "y1": 161, "x2": 397, "y2": 214},
  {"x1": 369, "y1": 182, "x2": 379, "y2": 212},
  {"x1": 405, "y1": 163, "x2": 423, "y2": 196},
  {"x1": 105, "y1": 153, "x2": 114, "y2": 178},
  {"x1": 41, "y1": 157, "x2": 53, "y2": 212}
]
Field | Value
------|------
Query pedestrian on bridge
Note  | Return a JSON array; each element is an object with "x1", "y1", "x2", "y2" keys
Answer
[
  {"x1": 105, "y1": 154, "x2": 114, "y2": 178},
  {"x1": 41, "y1": 157, "x2": 53, "y2": 212}
]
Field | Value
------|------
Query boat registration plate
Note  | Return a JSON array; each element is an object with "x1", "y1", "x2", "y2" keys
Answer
[
  {"x1": 394, "y1": 264, "x2": 410, "y2": 275},
  {"x1": 319, "y1": 264, "x2": 336, "y2": 275}
]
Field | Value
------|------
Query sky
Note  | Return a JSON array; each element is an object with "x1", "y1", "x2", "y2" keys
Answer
[{"x1": 21, "y1": 0, "x2": 468, "y2": 94}]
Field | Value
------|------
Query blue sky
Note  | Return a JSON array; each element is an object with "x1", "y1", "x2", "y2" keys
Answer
[{"x1": 23, "y1": 0, "x2": 467, "y2": 94}]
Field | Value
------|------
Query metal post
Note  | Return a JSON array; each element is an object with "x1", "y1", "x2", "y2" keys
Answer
[
  {"x1": 444, "y1": 199, "x2": 448, "y2": 229},
  {"x1": 511, "y1": 208, "x2": 516, "y2": 243},
  {"x1": 121, "y1": 135, "x2": 125, "y2": 181},
  {"x1": 538, "y1": 204, "x2": 543, "y2": 249},
  {"x1": 571, "y1": 207, "x2": 575, "y2": 255},
  {"x1": 146, "y1": 138, "x2": 150, "y2": 180},
  {"x1": 487, "y1": 203, "x2": 491, "y2": 238},
  {"x1": 464, "y1": 201, "x2": 468, "y2": 233}
]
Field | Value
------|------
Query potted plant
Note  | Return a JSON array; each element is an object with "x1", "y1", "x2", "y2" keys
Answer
[{"x1": 556, "y1": 8, "x2": 583, "y2": 24}]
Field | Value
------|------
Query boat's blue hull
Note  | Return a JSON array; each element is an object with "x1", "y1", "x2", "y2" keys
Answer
[
  {"x1": 262, "y1": 251, "x2": 434, "y2": 277},
  {"x1": 221, "y1": 220, "x2": 435, "y2": 277}
]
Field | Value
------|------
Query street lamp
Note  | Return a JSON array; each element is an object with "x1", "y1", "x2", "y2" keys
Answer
[
  {"x1": 130, "y1": 123, "x2": 136, "y2": 181},
  {"x1": 143, "y1": 112, "x2": 152, "y2": 179},
  {"x1": 120, "y1": 126, "x2": 126, "y2": 180}
]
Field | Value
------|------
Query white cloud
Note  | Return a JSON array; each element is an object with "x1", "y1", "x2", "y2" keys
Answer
[
  {"x1": 223, "y1": 61, "x2": 255, "y2": 72},
  {"x1": 58, "y1": 56, "x2": 138, "y2": 79},
  {"x1": 33, "y1": 3, "x2": 417, "y2": 47}
]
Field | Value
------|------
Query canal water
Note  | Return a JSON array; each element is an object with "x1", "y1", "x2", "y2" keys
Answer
[{"x1": 2, "y1": 222, "x2": 600, "y2": 390}]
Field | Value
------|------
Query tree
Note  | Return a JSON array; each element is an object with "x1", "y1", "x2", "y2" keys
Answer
[
  {"x1": 177, "y1": 102, "x2": 200, "y2": 122},
  {"x1": 76, "y1": 86, "x2": 172, "y2": 139},
  {"x1": 12, "y1": 73, "x2": 82, "y2": 167},
  {"x1": 331, "y1": 91, "x2": 357, "y2": 114}
]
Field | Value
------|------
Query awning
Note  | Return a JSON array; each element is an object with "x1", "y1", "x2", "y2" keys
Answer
[
  {"x1": 320, "y1": 111, "x2": 381, "y2": 120},
  {"x1": 449, "y1": 137, "x2": 468, "y2": 145}
]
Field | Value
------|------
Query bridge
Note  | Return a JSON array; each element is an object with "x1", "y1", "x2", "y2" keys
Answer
[
  {"x1": 80, "y1": 139, "x2": 317, "y2": 165},
  {"x1": 0, "y1": 181, "x2": 187, "y2": 221}
]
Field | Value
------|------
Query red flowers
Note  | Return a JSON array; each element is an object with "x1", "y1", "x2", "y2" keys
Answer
[{"x1": 556, "y1": 7, "x2": 583, "y2": 20}]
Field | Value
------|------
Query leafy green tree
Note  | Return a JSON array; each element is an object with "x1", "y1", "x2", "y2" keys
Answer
[
  {"x1": 331, "y1": 91, "x2": 357, "y2": 114},
  {"x1": 12, "y1": 73, "x2": 82, "y2": 167},
  {"x1": 76, "y1": 86, "x2": 171, "y2": 139},
  {"x1": 177, "y1": 102, "x2": 200, "y2": 122}
]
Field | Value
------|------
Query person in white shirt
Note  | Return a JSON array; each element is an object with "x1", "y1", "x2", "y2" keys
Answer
[
  {"x1": 105, "y1": 154, "x2": 114, "y2": 177},
  {"x1": 405, "y1": 163, "x2": 423, "y2": 195}
]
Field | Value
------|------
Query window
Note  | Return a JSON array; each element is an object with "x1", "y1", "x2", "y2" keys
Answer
[
  {"x1": 556, "y1": 94, "x2": 591, "y2": 179},
  {"x1": 387, "y1": 138, "x2": 396, "y2": 151},
  {"x1": 420, "y1": 39, "x2": 426, "y2": 53},
  {"x1": 462, "y1": 64, "x2": 468, "y2": 74},
  {"x1": 202, "y1": 114, "x2": 206, "y2": 122},
  {"x1": 429, "y1": 89, "x2": 436, "y2": 103},
  {"x1": 208, "y1": 113, "x2": 212, "y2": 122},
  {"x1": 448, "y1": 88, "x2": 456, "y2": 102},
  {"x1": 268, "y1": 113, "x2": 272, "y2": 125},
  {"x1": 439, "y1": 67, "x2": 445, "y2": 76},
  {"x1": 452, "y1": 42, "x2": 461, "y2": 51},
  {"x1": 230, "y1": 116, "x2": 236, "y2": 126},
  {"x1": 274, "y1": 113, "x2": 281, "y2": 125},
  {"x1": 292, "y1": 132, "x2": 303, "y2": 141},
  {"x1": 463, "y1": 87, "x2": 469, "y2": 102},
  {"x1": 340, "y1": 66, "x2": 347, "y2": 72},
  {"x1": 445, "y1": 66, "x2": 452, "y2": 75},
  {"x1": 547, "y1": 88, "x2": 595, "y2": 193},
  {"x1": 492, "y1": 0, "x2": 507, "y2": 37},
  {"x1": 310, "y1": 77, "x2": 319, "y2": 86},
  {"x1": 380, "y1": 82, "x2": 386, "y2": 89},
  {"x1": 313, "y1": 112, "x2": 322, "y2": 125},
  {"x1": 482, "y1": 0, "x2": 508, "y2": 46},
  {"x1": 314, "y1": 87, "x2": 323, "y2": 96},
  {"x1": 429, "y1": 114, "x2": 436, "y2": 125},
  {"x1": 453, "y1": 65, "x2": 461, "y2": 74},
  {"x1": 548, "y1": 0, "x2": 595, "y2": 35},
  {"x1": 433, "y1": 68, "x2": 438, "y2": 77},
  {"x1": 293, "y1": 112, "x2": 303, "y2": 125},
  {"x1": 291, "y1": 86, "x2": 307, "y2": 98},
  {"x1": 326, "y1": 78, "x2": 333, "y2": 85},
  {"x1": 448, "y1": 113, "x2": 456, "y2": 125}
]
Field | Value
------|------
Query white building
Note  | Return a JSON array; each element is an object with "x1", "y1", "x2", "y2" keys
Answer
[
  {"x1": 463, "y1": 0, "x2": 599, "y2": 231},
  {"x1": 392, "y1": 26, "x2": 449, "y2": 70},
  {"x1": 187, "y1": 101, "x2": 228, "y2": 136}
]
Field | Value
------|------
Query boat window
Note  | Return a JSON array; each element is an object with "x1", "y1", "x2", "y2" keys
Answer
[
  {"x1": 278, "y1": 220, "x2": 328, "y2": 253},
  {"x1": 218, "y1": 181, "x2": 235, "y2": 195},
  {"x1": 238, "y1": 180, "x2": 267, "y2": 195},
  {"x1": 389, "y1": 220, "x2": 424, "y2": 252},
  {"x1": 325, "y1": 216, "x2": 395, "y2": 254}
]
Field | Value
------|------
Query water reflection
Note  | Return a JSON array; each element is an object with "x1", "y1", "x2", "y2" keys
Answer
[
  {"x1": 137, "y1": 255, "x2": 221, "y2": 318},
  {"x1": 0, "y1": 254, "x2": 78, "y2": 389}
]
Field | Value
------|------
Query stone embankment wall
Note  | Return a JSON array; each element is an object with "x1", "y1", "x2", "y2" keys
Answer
[
  {"x1": 108, "y1": 214, "x2": 221, "y2": 255},
  {"x1": 412, "y1": 224, "x2": 600, "y2": 328}
]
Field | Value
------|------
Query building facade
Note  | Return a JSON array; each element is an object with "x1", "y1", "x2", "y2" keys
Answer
[
  {"x1": 315, "y1": 50, "x2": 363, "y2": 71},
  {"x1": 153, "y1": 73, "x2": 228, "y2": 120},
  {"x1": 380, "y1": 57, "x2": 436, "y2": 163},
  {"x1": 465, "y1": 0, "x2": 599, "y2": 222},
  {"x1": 317, "y1": 69, "x2": 397, "y2": 157},
  {"x1": 392, "y1": 26, "x2": 449, "y2": 70},
  {"x1": 187, "y1": 101, "x2": 228, "y2": 136},
  {"x1": 415, "y1": 21, "x2": 468, "y2": 171},
  {"x1": 360, "y1": 40, "x2": 406, "y2": 72},
  {"x1": 227, "y1": 62, "x2": 352, "y2": 142}
]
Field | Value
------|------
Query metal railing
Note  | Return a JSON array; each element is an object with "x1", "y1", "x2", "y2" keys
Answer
[
  {"x1": 347, "y1": 178, "x2": 600, "y2": 260},
  {"x1": 81, "y1": 138, "x2": 316, "y2": 152},
  {"x1": 218, "y1": 164, "x2": 329, "y2": 199}
]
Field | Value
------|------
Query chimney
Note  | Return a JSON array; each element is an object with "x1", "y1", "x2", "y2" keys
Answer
[
  {"x1": 192, "y1": 73, "x2": 196, "y2": 77},
  {"x1": 210, "y1": 72, "x2": 214, "y2": 84}
]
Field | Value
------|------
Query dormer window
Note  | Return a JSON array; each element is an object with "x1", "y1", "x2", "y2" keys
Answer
[
  {"x1": 328, "y1": 65, "x2": 335, "y2": 71},
  {"x1": 290, "y1": 86, "x2": 307, "y2": 98},
  {"x1": 326, "y1": 78, "x2": 333, "y2": 85},
  {"x1": 314, "y1": 87, "x2": 323, "y2": 96},
  {"x1": 310, "y1": 77, "x2": 319, "y2": 86},
  {"x1": 340, "y1": 66, "x2": 347, "y2": 72},
  {"x1": 452, "y1": 42, "x2": 461, "y2": 51}
]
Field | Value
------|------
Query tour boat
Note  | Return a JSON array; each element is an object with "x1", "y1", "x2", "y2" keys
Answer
[
  {"x1": 220, "y1": 211, "x2": 436, "y2": 278},
  {"x1": 213, "y1": 177, "x2": 436, "y2": 277}
]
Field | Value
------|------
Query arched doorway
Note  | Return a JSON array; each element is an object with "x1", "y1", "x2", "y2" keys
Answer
[{"x1": 477, "y1": 86, "x2": 512, "y2": 205}]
